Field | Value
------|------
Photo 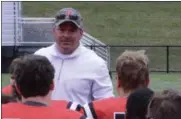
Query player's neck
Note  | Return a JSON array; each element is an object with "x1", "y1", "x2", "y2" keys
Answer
[
  {"x1": 22, "y1": 93, "x2": 52, "y2": 106},
  {"x1": 119, "y1": 89, "x2": 132, "y2": 98},
  {"x1": 22, "y1": 97, "x2": 50, "y2": 106}
]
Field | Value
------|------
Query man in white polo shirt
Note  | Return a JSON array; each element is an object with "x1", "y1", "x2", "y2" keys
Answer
[{"x1": 34, "y1": 8, "x2": 114, "y2": 105}]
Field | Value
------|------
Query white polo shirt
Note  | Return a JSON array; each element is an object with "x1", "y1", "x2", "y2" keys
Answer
[{"x1": 34, "y1": 43, "x2": 114, "y2": 104}]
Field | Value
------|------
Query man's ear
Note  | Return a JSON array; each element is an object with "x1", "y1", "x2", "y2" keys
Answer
[{"x1": 80, "y1": 28, "x2": 83, "y2": 35}]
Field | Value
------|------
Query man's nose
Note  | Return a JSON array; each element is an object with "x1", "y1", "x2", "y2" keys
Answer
[{"x1": 63, "y1": 31, "x2": 70, "y2": 38}]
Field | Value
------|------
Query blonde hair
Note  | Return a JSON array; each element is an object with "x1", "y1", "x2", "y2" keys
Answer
[
  {"x1": 117, "y1": 50, "x2": 149, "y2": 66},
  {"x1": 116, "y1": 50, "x2": 149, "y2": 91}
]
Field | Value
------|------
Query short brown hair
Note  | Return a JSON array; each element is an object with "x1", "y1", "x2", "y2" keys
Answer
[
  {"x1": 116, "y1": 50, "x2": 149, "y2": 91},
  {"x1": 147, "y1": 89, "x2": 181, "y2": 119}
]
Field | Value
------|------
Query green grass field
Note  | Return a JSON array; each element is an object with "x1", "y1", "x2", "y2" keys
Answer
[
  {"x1": 2, "y1": 73, "x2": 181, "y2": 96},
  {"x1": 22, "y1": 2, "x2": 181, "y2": 45}
]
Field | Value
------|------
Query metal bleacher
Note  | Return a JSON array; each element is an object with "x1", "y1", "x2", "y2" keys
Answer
[{"x1": 2, "y1": 1, "x2": 22, "y2": 46}]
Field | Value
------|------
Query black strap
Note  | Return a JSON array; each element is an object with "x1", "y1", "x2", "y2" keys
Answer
[
  {"x1": 23, "y1": 101, "x2": 47, "y2": 106},
  {"x1": 76, "y1": 104, "x2": 82, "y2": 111},
  {"x1": 67, "y1": 101, "x2": 72, "y2": 109},
  {"x1": 67, "y1": 101, "x2": 83, "y2": 111},
  {"x1": 89, "y1": 102, "x2": 98, "y2": 119},
  {"x1": 80, "y1": 115, "x2": 87, "y2": 119},
  {"x1": 82, "y1": 106, "x2": 87, "y2": 117}
]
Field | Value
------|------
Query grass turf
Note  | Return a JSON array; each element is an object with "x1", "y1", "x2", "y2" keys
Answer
[{"x1": 22, "y1": 2, "x2": 181, "y2": 45}]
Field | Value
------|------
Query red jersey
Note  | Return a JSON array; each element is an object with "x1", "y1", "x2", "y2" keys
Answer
[
  {"x1": 2, "y1": 102, "x2": 87, "y2": 119},
  {"x1": 2, "y1": 85, "x2": 13, "y2": 95},
  {"x1": 83, "y1": 97, "x2": 127, "y2": 119},
  {"x1": 2, "y1": 85, "x2": 83, "y2": 112}
]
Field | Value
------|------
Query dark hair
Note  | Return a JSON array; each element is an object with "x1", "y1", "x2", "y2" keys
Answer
[
  {"x1": 14, "y1": 55, "x2": 55, "y2": 98},
  {"x1": 9, "y1": 57, "x2": 23, "y2": 75},
  {"x1": 148, "y1": 89, "x2": 181, "y2": 119},
  {"x1": 9, "y1": 57, "x2": 24, "y2": 101},
  {"x1": 126, "y1": 88, "x2": 154, "y2": 119}
]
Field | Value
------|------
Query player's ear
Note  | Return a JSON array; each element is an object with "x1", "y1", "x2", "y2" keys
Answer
[
  {"x1": 145, "y1": 78, "x2": 150, "y2": 87},
  {"x1": 53, "y1": 27, "x2": 56, "y2": 33},
  {"x1": 116, "y1": 74, "x2": 121, "y2": 88},
  {"x1": 10, "y1": 78, "x2": 15, "y2": 86},
  {"x1": 50, "y1": 81, "x2": 54, "y2": 90},
  {"x1": 116, "y1": 74, "x2": 122, "y2": 96},
  {"x1": 14, "y1": 83, "x2": 22, "y2": 96}
]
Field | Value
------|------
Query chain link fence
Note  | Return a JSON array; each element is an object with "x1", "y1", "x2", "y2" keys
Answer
[{"x1": 91, "y1": 45, "x2": 181, "y2": 73}]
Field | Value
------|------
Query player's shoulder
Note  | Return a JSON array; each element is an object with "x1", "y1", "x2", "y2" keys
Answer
[
  {"x1": 2, "y1": 85, "x2": 13, "y2": 95},
  {"x1": 2, "y1": 102, "x2": 23, "y2": 117},
  {"x1": 83, "y1": 97, "x2": 116, "y2": 119},
  {"x1": 50, "y1": 107, "x2": 87, "y2": 119},
  {"x1": 89, "y1": 97, "x2": 119, "y2": 111},
  {"x1": 51, "y1": 100, "x2": 83, "y2": 111},
  {"x1": 100, "y1": 96, "x2": 127, "y2": 103},
  {"x1": 92, "y1": 97, "x2": 118, "y2": 104},
  {"x1": 51, "y1": 100, "x2": 69, "y2": 108},
  {"x1": 101, "y1": 97, "x2": 127, "y2": 107},
  {"x1": 118, "y1": 97, "x2": 127, "y2": 103},
  {"x1": 83, "y1": 97, "x2": 127, "y2": 119},
  {"x1": 2, "y1": 102, "x2": 21, "y2": 108}
]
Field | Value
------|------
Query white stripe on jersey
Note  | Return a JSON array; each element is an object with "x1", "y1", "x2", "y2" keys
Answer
[
  {"x1": 69, "y1": 102, "x2": 79, "y2": 110},
  {"x1": 83, "y1": 103, "x2": 94, "y2": 119}
]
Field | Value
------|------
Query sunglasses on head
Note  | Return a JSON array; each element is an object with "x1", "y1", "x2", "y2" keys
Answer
[{"x1": 56, "y1": 14, "x2": 79, "y2": 21}]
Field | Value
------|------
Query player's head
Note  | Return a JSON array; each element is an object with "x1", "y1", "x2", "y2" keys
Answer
[
  {"x1": 13, "y1": 55, "x2": 55, "y2": 99},
  {"x1": 116, "y1": 50, "x2": 149, "y2": 96},
  {"x1": 53, "y1": 8, "x2": 83, "y2": 55},
  {"x1": 147, "y1": 89, "x2": 181, "y2": 119},
  {"x1": 125, "y1": 88, "x2": 154, "y2": 119}
]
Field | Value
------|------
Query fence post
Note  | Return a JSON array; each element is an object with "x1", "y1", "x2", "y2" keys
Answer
[
  {"x1": 107, "y1": 46, "x2": 111, "y2": 73},
  {"x1": 109, "y1": 71, "x2": 113, "y2": 79},
  {"x1": 90, "y1": 45, "x2": 93, "y2": 50},
  {"x1": 107, "y1": 46, "x2": 112, "y2": 79},
  {"x1": 166, "y1": 46, "x2": 169, "y2": 73}
]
